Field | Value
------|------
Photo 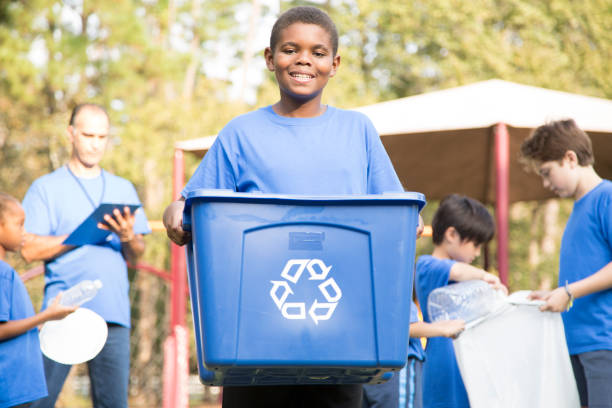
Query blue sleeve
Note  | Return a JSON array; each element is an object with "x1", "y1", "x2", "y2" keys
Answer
[
  {"x1": 415, "y1": 257, "x2": 455, "y2": 322},
  {"x1": 134, "y1": 210, "x2": 150, "y2": 235},
  {"x1": 365, "y1": 119, "x2": 403, "y2": 194},
  {"x1": 599, "y1": 190, "x2": 612, "y2": 249},
  {"x1": 0, "y1": 266, "x2": 13, "y2": 322},
  {"x1": 22, "y1": 181, "x2": 53, "y2": 235},
  {"x1": 182, "y1": 134, "x2": 237, "y2": 197}
]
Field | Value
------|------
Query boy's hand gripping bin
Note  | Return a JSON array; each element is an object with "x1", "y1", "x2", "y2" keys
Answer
[{"x1": 183, "y1": 190, "x2": 426, "y2": 386}]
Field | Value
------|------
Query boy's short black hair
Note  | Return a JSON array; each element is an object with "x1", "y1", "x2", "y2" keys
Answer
[
  {"x1": 432, "y1": 194, "x2": 495, "y2": 246},
  {"x1": 520, "y1": 119, "x2": 594, "y2": 168},
  {"x1": 69, "y1": 103, "x2": 109, "y2": 126},
  {"x1": 270, "y1": 6, "x2": 339, "y2": 56},
  {"x1": 0, "y1": 192, "x2": 19, "y2": 223}
]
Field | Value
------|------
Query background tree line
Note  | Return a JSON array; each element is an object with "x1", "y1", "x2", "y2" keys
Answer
[{"x1": 1, "y1": 0, "x2": 610, "y2": 405}]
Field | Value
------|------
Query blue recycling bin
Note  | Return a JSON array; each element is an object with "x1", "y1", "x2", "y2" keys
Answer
[{"x1": 183, "y1": 190, "x2": 426, "y2": 386}]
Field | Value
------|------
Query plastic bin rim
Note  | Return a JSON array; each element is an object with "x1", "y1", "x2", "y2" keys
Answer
[{"x1": 184, "y1": 189, "x2": 426, "y2": 208}]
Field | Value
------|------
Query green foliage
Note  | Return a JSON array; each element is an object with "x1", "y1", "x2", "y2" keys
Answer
[{"x1": 326, "y1": 0, "x2": 612, "y2": 103}]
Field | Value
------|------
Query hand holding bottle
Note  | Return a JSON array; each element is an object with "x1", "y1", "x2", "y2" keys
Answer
[
  {"x1": 59, "y1": 279, "x2": 103, "y2": 307},
  {"x1": 43, "y1": 293, "x2": 78, "y2": 321}
]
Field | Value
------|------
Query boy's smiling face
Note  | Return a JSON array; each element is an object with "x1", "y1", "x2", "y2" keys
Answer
[{"x1": 265, "y1": 22, "x2": 340, "y2": 103}]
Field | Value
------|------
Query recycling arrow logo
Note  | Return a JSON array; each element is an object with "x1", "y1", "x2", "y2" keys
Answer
[{"x1": 269, "y1": 259, "x2": 342, "y2": 325}]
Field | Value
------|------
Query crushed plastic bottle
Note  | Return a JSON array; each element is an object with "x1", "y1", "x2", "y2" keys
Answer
[
  {"x1": 59, "y1": 280, "x2": 103, "y2": 307},
  {"x1": 427, "y1": 280, "x2": 506, "y2": 324}
]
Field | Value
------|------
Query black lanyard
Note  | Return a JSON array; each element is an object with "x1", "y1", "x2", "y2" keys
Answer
[{"x1": 66, "y1": 165, "x2": 106, "y2": 210}]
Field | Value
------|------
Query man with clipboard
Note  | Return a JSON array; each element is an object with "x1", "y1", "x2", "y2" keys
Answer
[{"x1": 21, "y1": 103, "x2": 150, "y2": 408}]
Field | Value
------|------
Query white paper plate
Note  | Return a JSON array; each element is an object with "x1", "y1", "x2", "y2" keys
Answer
[{"x1": 40, "y1": 307, "x2": 108, "y2": 365}]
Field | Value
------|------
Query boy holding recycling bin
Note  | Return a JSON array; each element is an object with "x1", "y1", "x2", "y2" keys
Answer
[{"x1": 164, "y1": 6, "x2": 423, "y2": 408}]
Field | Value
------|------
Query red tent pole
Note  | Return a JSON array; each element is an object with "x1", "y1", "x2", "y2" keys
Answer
[
  {"x1": 170, "y1": 148, "x2": 187, "y2": 330},
  {"x1": 495, "y1": 123, "x2": 509, "y2": 285},
  {"x1": 163, "y1": 148, "x2": 188, "y2": 408}
]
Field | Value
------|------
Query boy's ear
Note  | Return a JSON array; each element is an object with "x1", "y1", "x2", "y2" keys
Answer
[
  {"x1": 564, "y1": 150, "x2": 579, "y2": 168},
  {"x1": 264, "y1": 47, "x2": 275, "y2": 71},
  {"x1": 444, "y1": 226, "x2": 459, "y2": 242},
  {"x1": 329, "y1": 54, "x2": 341, "y2": 78}
]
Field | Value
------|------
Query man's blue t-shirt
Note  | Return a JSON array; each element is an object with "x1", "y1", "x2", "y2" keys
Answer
[
  {"x1": 0, "y1": 260, "x2": 47, "y2": 407},
  {"x1": 22, "y1": 166, "x2": 150, "y2": 327},
  {"x1": 408, "y1": 300, "x2": 425, "y2": 361},
  {"x1": 182, "y1": 105, "x2": 403, "y2": 196},
  {"x1": 560, "y1": 179, "x2": 612, "y2": 355},
  {"x1": 415, "y1": 255, "x2": 469, "y2": 408}
]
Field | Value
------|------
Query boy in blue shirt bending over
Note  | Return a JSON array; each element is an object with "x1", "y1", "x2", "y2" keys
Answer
[
  {"x1": 522, "y1": 119, "x2": 612, "y2": 408},
  {"x1": 0, "y1": 193, "x2": 76, "y2": 408},
  {"x1": 415, "y1": 194, "x2": 505, "y2": 408},
  {"x1": 164, "y1": 6, "x2": 421, "y2": 408}
]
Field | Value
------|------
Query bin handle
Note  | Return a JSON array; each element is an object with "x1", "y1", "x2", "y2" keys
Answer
[{"x1": 182, "y1": 200, "x2": 192, "y2": 232}]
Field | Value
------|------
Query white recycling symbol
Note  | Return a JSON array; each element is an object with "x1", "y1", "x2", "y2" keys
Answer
[{"x1": 269, "y1": 259, "x2": 342, "y2": 325}]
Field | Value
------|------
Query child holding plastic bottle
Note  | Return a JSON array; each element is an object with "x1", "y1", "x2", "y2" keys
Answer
[
  {"x1": 0, "y1": 193, "x2": 76, "y2": 407},
  {"x1": 362, "y1": 300, "x2": 465, "y2": 408},
  {"x1": 415, "y1": 194, "x2": 506, "y2": 408},
  {"x1": 521, "y1": 119, "x2": 612, "y2": 408}
]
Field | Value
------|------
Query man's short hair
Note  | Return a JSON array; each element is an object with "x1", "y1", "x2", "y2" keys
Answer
[
  {"x1": 432, "y1": 194, "x2": 495, "y2": 246},
  {"x1": 520, "y1": 119, "x2": 594, "y2": 167},
  {"x1": 0, "y1": 192, "x2": 19, "y2": 223},
  {"x1": 270, "y1": 6, "x2": 339, "y2": 56},
  {"x1": 69, "y1": 103, "x2": 109, "y2": 126}
]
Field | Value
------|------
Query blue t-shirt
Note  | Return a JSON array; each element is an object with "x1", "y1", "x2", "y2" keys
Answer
[
  {"x1": 22, "y1": 166, "x2": 150, "y2": 327},
  {"x1": 0, "y1": 260, "x2": 47, "y2": 407},
  {"x1": 559, "y1": 180, "x2": 612, "y2": 355},
  {"x1": 182, "y1": 105, "x2": 403, "y2": 196},
  {"x1": 415, "y1": 255, "x2": 469, "y2": 408},
  {"x1": 408, "y1": 300, "x2": 425, "y2": 361}
]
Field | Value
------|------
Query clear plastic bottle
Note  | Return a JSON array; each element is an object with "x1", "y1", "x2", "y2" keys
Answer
[
  {"x1": 59, "y1": 280, "x2": 103, "y2": 307},
  {"x1": 427, "y1": 280, "x2": 505, "y2": 324}
]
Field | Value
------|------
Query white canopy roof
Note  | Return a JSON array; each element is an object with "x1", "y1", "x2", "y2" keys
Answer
[
  {"x1": 177, "y1": 79, "x2": 612, "y2": 152},
  {"x1": 175, "y1": 79, "x2": 612, "y2": 203},
  {"x1": 353, "y1": 79, "x2": 612, "y2": 135}
]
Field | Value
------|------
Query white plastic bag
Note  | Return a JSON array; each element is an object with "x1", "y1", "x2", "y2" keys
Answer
[{"x1": 453, "y1": 295, "x2": 580, "y2": 408}]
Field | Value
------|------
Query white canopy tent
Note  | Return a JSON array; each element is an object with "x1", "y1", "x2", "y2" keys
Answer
[
  {"x1": 354, "y1": 79, "x2": 612, "y2": 134},
  {"x1": 352, "y1": 79, "x2": 612, "y2": 204},
  {"x1": 173, "y1": 79, "x2": 612, "y2": 283}
]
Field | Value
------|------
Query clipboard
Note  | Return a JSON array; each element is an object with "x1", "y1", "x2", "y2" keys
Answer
[{"x1": 63, "y1": 203, "x2": 141, "y2": 246}]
